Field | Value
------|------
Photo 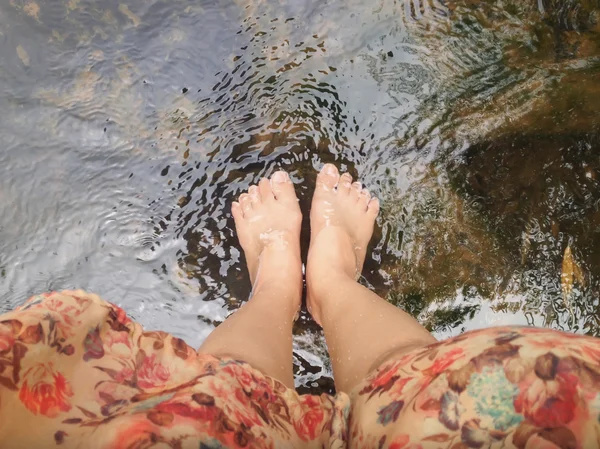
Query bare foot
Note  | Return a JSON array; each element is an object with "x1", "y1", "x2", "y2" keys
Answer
[
  {"x1": 306, "y1": 164, "x2": 379, "y2": 324},
  {"x1": 232, "y1": 171, "x2": 303, "y2": 306}
]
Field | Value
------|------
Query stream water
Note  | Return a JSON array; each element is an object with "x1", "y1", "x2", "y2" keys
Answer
[{"x1": 0, "y1": 0, "x2": 599, "y2": 393}]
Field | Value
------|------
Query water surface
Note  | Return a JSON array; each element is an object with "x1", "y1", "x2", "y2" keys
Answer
[{"x1": 0, "y1": 0, "x2": 599, "y2": 393}]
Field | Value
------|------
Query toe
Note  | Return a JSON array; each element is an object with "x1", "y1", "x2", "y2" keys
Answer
[
  {"x1": 359, "y1": 189, "x2": 371, "y2": 210},
  {"x1": 249, "y1": 185, "x2": 261, "y2": 205},
  {"x1": 367, "y1": 197, "x2": 380, "y2": 217},
  {"x1": 232, "y1": 201, "x2": 244, "y2": 220},
  {"x1": 259, "y1": 177, "x2": 274, "y2": 201},
  {"x1": 316, "y1": 164, "x2": 340, "y2": 193},
  {"x1": 239, "y1": 193, "x2": 252, "y2": 213},
  {"x1": 270, "y1": 170, "x2": 297, "y2": 203},
  {"x1": 338, "y1": 173, "x2": 353, "y2": 194},
  {"x1": 350, "y1": 182, "x2": 362, "y2": 200}
]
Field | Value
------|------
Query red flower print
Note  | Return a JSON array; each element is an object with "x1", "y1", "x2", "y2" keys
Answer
[
  {"x1": 95, "y1": 379, "x2": 137, "y2": 405},
  {"x1": 361, "y1": 360, "x2": 416, "y2": 399},
  {"x1": 111, "y1": 418, "x2": 158, "y2": 449},
  {"x1": 234, "y1": 384, "x2": 251, "y2": 406},
  {"x1": 232, "y1": 405, "x2": 263, "y2": 428},
  {"x1": 34, "y1": 297, "x2": 87, "y2": 341},
  {"x1": 430, "y1": 348, "x2": 465, "y2": 375},
  {"x1": 207, "y1": 379, "x2": 236, "y2": 405},
  {"x1": 137, "y1": 354, "x2": 170, "y2": 389},
  {"x1": 389, "y1": 434, "x2": 410, "y2": 449},
  {"x1": 514, "y1": 372, "x2": 578, "y2": 428},
  {"x1": 83, "y1": 326, "x2": 105, "y2": 361},
  {"x1": 103, "y1": 329, "x2": 133, "y2": 358},
  {"x1": 43, "y1": 296, "x2": 89, "y2": 320},
  {"x1": 0, "y1": 322, "x2": 15, "y2": 352},
  {"x1": 18, "y1": 362, "x2": 74, "y2": 418},
  {"x1": 371, "y1": 362, "x2": 400, "y2": 387},
  {"x1": 292, "y1": 395, "x2": 325, "y2": 442},
  {"x1": 223, "y1": 363, "x2": 256, "y2": 391},
  {"x1": 391, "y1": 377, "x2": 415, "y2": 397},
  {"x1": 33, "y1": 297, "x2": 65, "y2": 312},
  {"x1": 249, "y1": 377, "x2": 276, "y2": 403},
  {"x1": 389, "y1": 436, "x2": 422, "y2": 449},
  {"x1": 155, "y1": 400, "x2": 219, "y2": 422},
  {"x1": 115, "y1": 366, "x2": 135, "y2": 384},
  {"x1": 529, "y1": 336, "x2": 575, "y2": 351},
  {"x1": 111, "y1": 304, "x2": 132, "y2": 327}
]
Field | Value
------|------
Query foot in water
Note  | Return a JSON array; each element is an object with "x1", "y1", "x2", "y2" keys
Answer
[
  {"x1": 306, "y1": 164, "x2": 380, "y2": 324},
  {"x1": 231, "y1": 171, "x2": 303, "y2": 311}
]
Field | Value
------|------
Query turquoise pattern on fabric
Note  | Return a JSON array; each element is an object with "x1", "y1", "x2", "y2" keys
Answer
[{"x1": 466, "y1": 365, "x2": 523, "y2": 431}]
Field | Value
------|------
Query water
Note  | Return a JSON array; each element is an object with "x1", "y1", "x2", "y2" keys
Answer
[{"x1": 0, "y1": 0, "x2": 598, "y2": 394}]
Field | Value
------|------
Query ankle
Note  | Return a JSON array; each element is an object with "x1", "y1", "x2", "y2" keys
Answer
[
  {"x1": 305, "y1": 269, "x2": 357, "y2": 325},
  {"x1": 252, "y1": 244, "x2": 303, "y2": 295},
  {"x1": 306, "y1": 267, "x2": 354, "y2": 303},
  {"x1": 306, "y1": 227, "x2": 359, "y2": 282},
  {"x1": 251, "y1": 276, "x2": 302, "y2": 322},
  {"x1": 305, "y1": 228, "x2": 362, "y2": 321}
]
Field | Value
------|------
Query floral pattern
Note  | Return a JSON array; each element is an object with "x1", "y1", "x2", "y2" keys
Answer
[
  {"x1": 0, "y1": 291, "x2": 348, "y2": 448},
  {"x1": 1, "y1": 291, "x2": 599, "y2": 449},
  {"x1": 352, "y1": 326, "x2": 600, "y2": 449},
  {"x1": 18, "y1": 362, "x2": 74, "y2": 418}
]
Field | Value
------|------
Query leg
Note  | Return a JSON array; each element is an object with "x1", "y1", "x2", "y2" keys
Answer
[
  {"x1": 306, "y1": 165, "x2": 436, "y2": 393},
  {"x1": 199, "y1": 171, "x2": 302, "y2": 389}
]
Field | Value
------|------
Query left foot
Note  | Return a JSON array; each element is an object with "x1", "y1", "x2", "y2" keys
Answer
[{"x1": 231, "y1": 171, "x2": 303, "y2": 302}]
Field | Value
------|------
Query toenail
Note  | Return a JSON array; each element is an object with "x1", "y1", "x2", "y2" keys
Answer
[
  {"x1": 272, "y1": 171, "x2": 289, "y2": 183},
  {"x1": 324, "y1": 164, "x2": 337, "y2": 176}
]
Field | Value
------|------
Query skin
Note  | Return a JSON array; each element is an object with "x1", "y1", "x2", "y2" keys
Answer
[{"x1": 198, "y1": 164, "x2": 436, "y2": 393}]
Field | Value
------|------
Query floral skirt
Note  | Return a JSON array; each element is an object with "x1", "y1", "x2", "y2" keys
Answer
[{"x1": 1, "y1": 291, "x2": 599, "y2": 449}]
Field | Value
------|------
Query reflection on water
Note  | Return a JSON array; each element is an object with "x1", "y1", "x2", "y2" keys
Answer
[{"x1": 0, "y1": 0, "x2": 598, "y2": 393}]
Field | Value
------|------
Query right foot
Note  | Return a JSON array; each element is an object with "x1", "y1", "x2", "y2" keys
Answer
[
  {"x1": 231, "y1": 171, "x2": 303, "y2": 309},
  {"x1": 306, "y1": 164, "x2": 380, "y2": 324}
]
